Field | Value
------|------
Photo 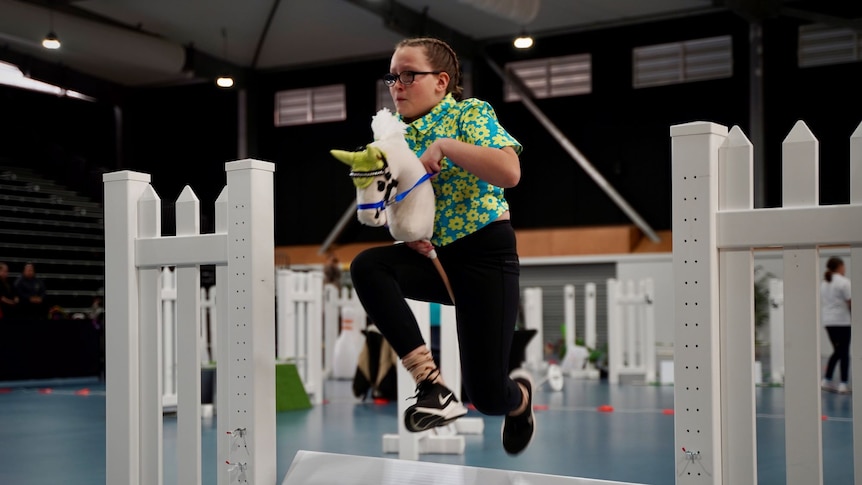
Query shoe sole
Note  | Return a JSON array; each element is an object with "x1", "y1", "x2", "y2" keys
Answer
[
  {"x1": 822, "y1": 386, "x2": 852, "y2": 394},
  {"x1": 404, "y1": 403, "x2": 468, "y2": 432}
]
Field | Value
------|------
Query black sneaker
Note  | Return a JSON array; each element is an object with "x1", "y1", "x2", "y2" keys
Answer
[
  {"x1": 404, "y1": 379, "x2": 468, "y2": 432},
  {"x1": 502, "y1": 369, "x2": 535, "y2": 455}
]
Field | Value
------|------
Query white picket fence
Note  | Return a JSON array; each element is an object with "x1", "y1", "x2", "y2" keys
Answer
[
  {"x1": 104, "y1": 160, "x2": 277, "y2": 485},
  {"x1": 523, "y1": 279, "x2": 655, "y2": 384},
  {"x1": 607, "y1": 278, "x2": 655, "y2": 384},
  {"x1": 671, "y1": 120, "x2": 862, "y2": 485},
  {"x1": 159, "y1": 268, "x2": 217, "y2": 410}
]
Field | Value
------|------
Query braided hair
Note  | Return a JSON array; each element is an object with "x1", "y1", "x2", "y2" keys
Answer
[{"x1": 396, "y1": 37, "x2": 463, "y2": 101}]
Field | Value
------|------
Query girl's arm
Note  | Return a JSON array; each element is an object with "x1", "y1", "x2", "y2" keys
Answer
[{"x1": 419, "y1": 138, "x2": 520, "y2": 188}]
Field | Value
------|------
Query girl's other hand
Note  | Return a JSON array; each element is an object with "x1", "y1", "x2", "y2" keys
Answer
[{"x1": 406, "y1": 240, "x2": 434, "y2": 257}]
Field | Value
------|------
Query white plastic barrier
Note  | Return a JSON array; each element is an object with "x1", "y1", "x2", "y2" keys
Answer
[
  {"x1": 104, "y1": 160, "x2": 276, "y2": 485},
  {"x1": 276, "y1": 269, "x2": 324, "y2": 404},
  {"x1": 607, "y1": 278, "x2": 656, "y2": 384},
  {"x1": 159, "y1": 268, "x2": 218, "y2": 410},
  {"x1": 559, "y1": 283, "x2": 600, "y2": 378},
  {"x1": 521, "y1": 287, "x2": 544, "y2": 368},
  {"x1": 671, "y1": 120, "x2": 862, "y2": 484}
]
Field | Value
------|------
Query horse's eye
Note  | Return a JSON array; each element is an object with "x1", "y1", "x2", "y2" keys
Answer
[{"x1": 377, "y1": 180, "x2": 386, "y2": 191}]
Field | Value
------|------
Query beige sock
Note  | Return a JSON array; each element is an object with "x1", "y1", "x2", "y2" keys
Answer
[
  {"x1": 508, "y1": 383, "x2": 529, "y2": 416},
  {"x1": 401, "y1": 346, "x2": 444, "y2": 385}
]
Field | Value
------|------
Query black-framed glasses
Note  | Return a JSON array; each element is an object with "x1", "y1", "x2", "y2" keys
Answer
[{"x1": 383, "y1": 71, "x2": 441, "y2": 87}]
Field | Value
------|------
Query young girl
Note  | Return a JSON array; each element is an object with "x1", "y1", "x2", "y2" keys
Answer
[{"x1": 349, "y1": 37, "x2": 534, "y2": 455}]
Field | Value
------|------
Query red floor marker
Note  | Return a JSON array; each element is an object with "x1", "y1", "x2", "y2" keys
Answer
[
  {"x1": 0, "y1": 388, "x2": 11, "y2": 394},
  {"x1": 533, "y1": 404, "x2": 549, "y2": 411},
  {"x1": 75, "y1": 388, "x2": 90, "y2": 396},
  {"x1": 662, "y1": 409, "x2": 675, "y2": 415},
  {"x1": 373, "y1": 398, "x2": 390, "y2": 405},
  {"x1": 38, "y1": 388, "x2": 53, "y2": 394},
  {"x1": 597, "y1": 404, "x2": 614, "y2": 413},
  {"x1": 467, "y1": 403, "x2": 477, "y2": 411},
  {"x1": 822, "y1": 415, "x2": 828, "y2": 421}
]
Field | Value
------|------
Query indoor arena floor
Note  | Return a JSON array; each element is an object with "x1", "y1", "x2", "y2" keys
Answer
[{"x1": 0, "y1": 375, "x2": 854, "y2": 485}]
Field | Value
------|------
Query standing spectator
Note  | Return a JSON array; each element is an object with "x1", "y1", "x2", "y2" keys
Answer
[
  {"x1": 0, "y1": 262, "x2": 18, "y2": 319},
  {"x1": 323, "y1": 251, "x2": 343, "y2": 289},
  {"x1": 821, "y1": 256, "x2": 852, "y2": 394},
  {"x1": 14, "y1": 262, "x2": 46, "y2": 319}
]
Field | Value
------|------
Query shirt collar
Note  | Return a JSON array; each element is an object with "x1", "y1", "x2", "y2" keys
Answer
[{"x1": 400, "y1": 93, "x2": 457, "y2": 135}]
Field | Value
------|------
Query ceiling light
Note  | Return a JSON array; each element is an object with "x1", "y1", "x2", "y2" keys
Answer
[
  {"x1": 216, "y1": 75, "x2": 234, "y2": 88},
  {"x1": 215, "y1": 27, "x2": 234, "y2": 88},
  {"x1": 513, "y1": 32, "x2": 533, "y2": 49},
  {"x1": 42, "y1": 7, "x2": 60, "y2": 50},
  {"x1": 42, "y1": 31, "x2": 61, "y2": 49}
]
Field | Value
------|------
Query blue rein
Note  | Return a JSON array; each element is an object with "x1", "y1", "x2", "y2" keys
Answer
[{"x1": 356, "y1": 172, "x2": 433, "y2": 211}]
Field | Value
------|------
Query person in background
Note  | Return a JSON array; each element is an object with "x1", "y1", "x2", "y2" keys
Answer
[
  {"x1": 14, "y1": 262, "x2": 46, "y2": 320},
  {"x1": 349, "y1": 37, "x2": 534, "y2": 455},
  {"x1": 323, "y1": 251, "x2": 343, "y2": 289},
  {"x1": 0, "y1": 262, "x2": 18, "y2": 319},
  {"x1": 820, "y1": 256, "x2": 852, "y2": 394}
]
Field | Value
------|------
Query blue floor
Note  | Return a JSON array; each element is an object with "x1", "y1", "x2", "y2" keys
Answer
[{"x1": 0, "y1": 376, "x2": 854, "y2": 484}]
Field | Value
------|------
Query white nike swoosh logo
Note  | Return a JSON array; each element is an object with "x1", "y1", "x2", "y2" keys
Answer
[{"x1": 438, "y1": 393, "x2": 453, "y2": 405}]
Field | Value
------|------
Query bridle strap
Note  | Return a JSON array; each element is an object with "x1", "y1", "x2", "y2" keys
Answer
[{"x1": 356, "y1": 172, "x2": 433, "y2": 211}]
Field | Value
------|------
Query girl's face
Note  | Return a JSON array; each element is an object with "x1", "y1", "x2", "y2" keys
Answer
[{"x1": 389, "y1": 46, "x2": 449, "y2": 123}]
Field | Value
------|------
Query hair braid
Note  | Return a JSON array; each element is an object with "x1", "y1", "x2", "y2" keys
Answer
[{"x1": 396, "y1": 37, "x2": 463, "y2": 101}]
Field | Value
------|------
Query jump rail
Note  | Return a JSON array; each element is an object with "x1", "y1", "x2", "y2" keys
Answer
[
  {"x1": 104, "y1": 160, "x2": 276, "y2": 485},
  {"x1": 671, "y1": 120, "x2": 862, "y2": 485}
]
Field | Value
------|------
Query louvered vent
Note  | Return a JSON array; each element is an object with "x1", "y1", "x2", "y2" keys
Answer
[
  {"x1": 275, "y1": 84, "x2": 346, "y2": 126},
  {"x1": 633, "y1": 35, "x2": 732, "y2": 88}
]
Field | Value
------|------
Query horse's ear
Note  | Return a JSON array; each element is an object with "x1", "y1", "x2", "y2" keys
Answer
[{"x1": 330, "y1": 149, "x2": 356, "y2": 166}]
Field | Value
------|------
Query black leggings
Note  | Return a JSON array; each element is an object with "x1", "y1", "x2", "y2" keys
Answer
[
  {"x1": 350, "y1": 220, "x2": 522, "y2": 416},
  {"x1": 824, "y1": 326, "x2": 851, "y2": 382}
]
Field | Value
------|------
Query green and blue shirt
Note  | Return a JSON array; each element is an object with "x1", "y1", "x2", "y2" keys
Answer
[{"x1": 400, "y1": 94, "x2": 522, "y2": 247}]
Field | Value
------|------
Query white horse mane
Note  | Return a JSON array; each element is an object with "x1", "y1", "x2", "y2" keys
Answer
[{"x1": 371, "y1": 108, "x2": 407, "y2": 142}]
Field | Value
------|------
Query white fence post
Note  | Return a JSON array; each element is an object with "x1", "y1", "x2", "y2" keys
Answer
[
  {"x1": 607, "y1": 278, "x2": 655, "y2": 384},
  {"x1": 585, "y1": 282, "x2": 597, "y2": 351},
  {"x1": 275, "y1": 269, "x2": 324, "y2": 404},
  {"x1": 522, "y1": 287, "x2": 544, "y2": 369},
  {"x1": 672, "y1": 120, "x2": 862, "y2": 485}
]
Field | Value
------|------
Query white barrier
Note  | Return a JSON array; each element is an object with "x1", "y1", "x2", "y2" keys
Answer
[
  {"x1": 104, "y1": 160, "x2": 276, "y2": 485},
  {"x1": 276, "y1": 269, "x2": 324, "y2": 404},
  {"x1": 522, "y1": 287, "x2": 545, "y2": 368},
  {"x1": 671, "y1": 120, "x2": 862, "y2": 485},
  {"x1": 159, "y1": 268, "x2": 218, "y2": 410},
  {"x1": 607, "y1": 278, "x2": 656, "y2": 384}
]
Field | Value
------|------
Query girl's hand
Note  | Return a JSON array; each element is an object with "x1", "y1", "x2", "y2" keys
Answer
[
  {"x1": 419, "y1": 139, "x2": 448, "y2": 174},
  {"x1": 406, "y1": 240, "x2": 434, "y2": 257}
]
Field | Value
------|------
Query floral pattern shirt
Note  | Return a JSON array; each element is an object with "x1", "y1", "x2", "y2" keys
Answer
[{"x1": 400, "y1": 94, "x2": 522, "y2": 246}]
